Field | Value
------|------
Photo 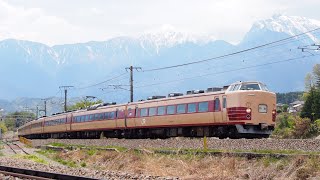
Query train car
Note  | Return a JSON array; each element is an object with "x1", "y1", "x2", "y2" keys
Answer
[
  {"x1": 18, "y1": 81, "x2": 276, "y2": 139},
  {"x1": 42, "y1": 114, "x2": 69, "y2": 138},
  {"x1": 29, "y1": 118, "x2": 44, "y2": 138}
]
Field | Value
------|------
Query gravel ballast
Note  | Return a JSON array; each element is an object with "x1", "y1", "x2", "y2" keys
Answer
[
  {"x1": 31, "y1": 138, "x2": 320, "y2": 152},
  {"x1": 0, "y1": 157, "x2": 177, "y2": 180}
]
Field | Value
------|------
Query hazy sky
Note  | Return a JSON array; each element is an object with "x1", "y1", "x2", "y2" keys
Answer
[{"x1": 1, "y1": 0, "x2": 320, "y2": 45}]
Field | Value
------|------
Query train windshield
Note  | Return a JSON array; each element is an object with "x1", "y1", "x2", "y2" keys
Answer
[
  {"x1": 239, "y1": 83, "x2": 261, "y2": 90},
  {"x1": 260, "y1": 83, "x2": 269, "y2": 91}
]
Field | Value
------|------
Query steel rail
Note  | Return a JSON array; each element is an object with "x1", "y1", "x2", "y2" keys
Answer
[
  {"x1": 12, "y1": 143, "x2": 30, "y2": 155},
  {"x1": 4, "y1": 142, "x2": 17, "y2": 154},
  {"x1": 0, "y1": 165, "x2": 98, "y2": 180}
]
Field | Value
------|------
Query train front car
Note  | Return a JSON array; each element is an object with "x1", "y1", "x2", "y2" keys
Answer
[{"x1": 225, "y1": 81, "x2": 276, "y2": 138}]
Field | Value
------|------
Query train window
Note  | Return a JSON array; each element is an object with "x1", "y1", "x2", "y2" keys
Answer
[
  {"x1": 99, "y1": 113, "x2": 103, "y2": 120},
  {"x1": 223, "y1": 97, "x2": 227, "y2": 109},
  {"x1": 167, "y1": 105, "x2": 175, "y2": 115},
  {"x1": 110, "y1": 112, "x2": 114, "y2": 119},
  {"x1": 177, "y1": 104, "x2": 186, "y2": 114},
  {"x1": 140, "y1": 108, "x2": 148, "y2": 117},
  {"x1": 240, "y1": 83, "x2": 260, "y2": 90},
  {"x1": 233, "y1": 84, "x2": 241, "y2": 91},
  {"x1": 157, "y1": 106, "x2": 166, "y2": 115},
  {"x1": 95, "y1": 114, "x2": 100, "y2": 120},
  {"x1": 260, "y1": 83, "x2": 269, "y2": 91},
  {"x1": 81, "y1": 116, "x2": 85, "y2": 122},
  {"x1": 229, "y1": 85, "x2": 235, "y2": 91},
  {"x1": 110, "y1": 112, "x2": 115, "y2": 119},
  {"x1": 149, "y1": 107, "x2": 157, "y2": 116},
  {"x1": 198, "y1": 102, "x2": 209, "y2": 112},
  {"x1": 90, "y1": 114, "x2": 94, "y2": 121},
  {"x1": 214, "y1": 98, "x2": 220, "y2": 111},
  {"x1": 85, "y1": 115, "x2": 89, "y2": 121},
  {"x1": 187, "y1": 103, "x2": 196, "y2": 113},
  {"x1": 104, "y1": 112, "x2": 109, "y2": 119}
]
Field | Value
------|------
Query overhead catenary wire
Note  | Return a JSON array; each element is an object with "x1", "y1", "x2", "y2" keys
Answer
[
  {"x1": 76, "y1": 72, "x2": 128, "y2": 90},
  {"x1": 133, "y1": 46, "x2": 298, "y2": 86},
  {"x1": 142, "y1": 28, "x2": 320, "y2": 72},
  {"x1": 135, "y1": 53, "x2": 320, "y2": 88}
]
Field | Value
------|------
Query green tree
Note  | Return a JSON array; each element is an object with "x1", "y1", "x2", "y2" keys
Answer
[
  {"x1": 0, "y1": 122, "x2": 8, "y2": 134},
  {"x1": 282, "y1": 104, "x2": 289, "y2": 112},
  {"x1": 68, "y1": 98, "x2": 103, "y2": 110},
  {"x1": 313, "y1": 64, "x2": 320, "y2": 88},
  {"x1": 3, "y1": 111, "x2": 36, "y2": 130},
  {"x1": 301, "y1": 64, "x2": 320, "y2": 122},
  {"x1": 301, "y1": 87, "x2": 320, "y2": 122}
]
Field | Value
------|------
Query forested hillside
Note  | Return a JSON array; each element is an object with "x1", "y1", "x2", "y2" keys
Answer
[{"x1": 276, "y1": 92, "x2": 304, "y2": 104}]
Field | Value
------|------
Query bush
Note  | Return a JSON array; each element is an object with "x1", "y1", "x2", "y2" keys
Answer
[
  {"x1": 0, "y1": 122, "x2": 8, "y2": 134},
  {"x1": 292, "y1": 117, "x2": 312, "y2": 138},
  {"x1": 273, "y1": 114, "x2": 318, "y2": 138},
  {"x1": 272, "y1": 113, "x2": 295, "y2": 138}
]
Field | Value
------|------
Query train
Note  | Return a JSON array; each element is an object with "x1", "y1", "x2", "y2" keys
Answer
[{"x1": 18, "y1": 81, "x2": 276, "y2": 139}]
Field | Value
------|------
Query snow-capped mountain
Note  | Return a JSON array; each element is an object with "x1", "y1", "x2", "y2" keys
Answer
[
  {"x1": 139, "y1": 25, "x2": 215, "y2": 52},
  {"x1": 0, "y1": 15, "x2": 319, "y2": 111},
  {"x1": 245, "y1": 14, "x2": 320, "y2": 44}
]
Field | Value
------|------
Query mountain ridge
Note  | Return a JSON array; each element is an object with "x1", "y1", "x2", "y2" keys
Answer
[{"x1": 0, "y1": 14, "x2": 319, "y2": 110}]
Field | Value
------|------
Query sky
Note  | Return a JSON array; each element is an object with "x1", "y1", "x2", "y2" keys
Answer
[{"x1": 0, "y1": 0, "x2": 320, "y2": 46}]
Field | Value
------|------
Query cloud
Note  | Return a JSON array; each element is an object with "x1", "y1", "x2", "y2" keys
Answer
[
  {"x1": 0, "y1": 0, "x2": 86, "y2": 45},
  {"x1": 1, "y1": 0, "x2": 320, "y2": 45}
]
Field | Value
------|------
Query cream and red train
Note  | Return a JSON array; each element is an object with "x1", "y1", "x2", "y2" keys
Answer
[{"x1": 18, "y1": 81, "x2": 276, "y2": 139}]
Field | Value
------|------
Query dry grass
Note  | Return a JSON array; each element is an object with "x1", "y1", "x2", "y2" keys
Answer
[{"x1": 43, "y1": 149, "x2": 320, "y2": 179}]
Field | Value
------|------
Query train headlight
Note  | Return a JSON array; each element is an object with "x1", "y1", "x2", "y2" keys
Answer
[
  {"x1": 246, "y1": 108, "x2": 252, "y2": 113},
  {"x1": 272, "y1": 110, "x2": 276, "y2": 115}
]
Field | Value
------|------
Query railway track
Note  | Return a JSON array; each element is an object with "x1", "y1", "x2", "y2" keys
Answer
[
  {"x1": 0, "y1": 165, "x2": 98, "y2": 180},
  {"x1": 3, "y1": 141, "x2": 29, "y2": 155}
]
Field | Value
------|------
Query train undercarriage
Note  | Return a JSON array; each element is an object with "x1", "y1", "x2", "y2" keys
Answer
[{"x1": 23, "y1": 124, "x2": 274, "y2": 139}]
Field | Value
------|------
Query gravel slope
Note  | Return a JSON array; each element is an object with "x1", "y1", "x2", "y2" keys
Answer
[{"x1": 31, "y1": 138, "x2": 320, "y2": 152}]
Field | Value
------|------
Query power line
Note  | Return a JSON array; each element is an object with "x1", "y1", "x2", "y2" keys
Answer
[
  {"x1": 142, "y1": 28, "x2": 320, "y2": 72},
  {"x1": 135, "y1": 54, "x2": 320, "y2": 88},
  {"x1": 134, "y1": 47, "x2": 295, "y2": 87},
  {"x1": 76, "y1": 72, "x2": 128, "y2": 90}
]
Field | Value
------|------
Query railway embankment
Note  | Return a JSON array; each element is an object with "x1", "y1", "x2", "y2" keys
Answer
[
  {"x1": 31, "y1": 138, "x2": 320, "y2": 152},
  {"x1": 1, "y1": 138, "x2": 320, "y2": 179}
]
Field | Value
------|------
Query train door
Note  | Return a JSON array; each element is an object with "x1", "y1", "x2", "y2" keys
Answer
[
  {"x1": 66, "y1": 113, "x2": 72, "y2": 131},
  {"x1": 126, "y1": 105, "x2": 137, "y2": 128},
  {"x1": 214, "y1": 96, "x2": 222, "y2": 122},
  {"x1": 116, "y1": 108, "x2": 125, "y2": 128},
  {"x1": 222, "y1": 96, "x2": 227, "y2": 121}
]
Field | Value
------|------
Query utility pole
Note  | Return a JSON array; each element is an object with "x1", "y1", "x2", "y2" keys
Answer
[
  {"x1": 59, "y1": 86, "x2": 74, "y2": 111},
  {"x1": 36, "y1": 105, "x2": 39, "y2": 119},
  {"x1": 41, "y1": 98, "x2": 49, "y2": 116},
  {"x1": 125, "y1": 66, "x2": 141, "y2": 102}
]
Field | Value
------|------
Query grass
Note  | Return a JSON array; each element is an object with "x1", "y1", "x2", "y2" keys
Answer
[
  {"x1": 53, "y1": 156, "x2": 77, "y2": 167},
  {"x1": 47, "y1": 142, "x2": 320, "y2": 157},
  {"x1": 48, "y1": 142, "x2": 128, "y2": 152},
  {"x1": 153, "y1": 147, "x2": 320, "y2": 156},
  {"x1": 49, "y1": 142, "x2": 66, "y2": 147},
  {"x1": 33, "y1": 145, "x2": 320, "y2": 179},
  {"x1": 36, "y1": 149, "x2": 77, "y2": 168},
  {"x1": 86, "y1": 149, "x2": 97, "y2": 156},
  {"x1": 14, "y1": 154, "x2": 47, "y2": 164}
]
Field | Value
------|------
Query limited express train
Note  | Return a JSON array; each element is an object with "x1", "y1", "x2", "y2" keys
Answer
[{"x1": 18, "y1": 81, "x2": 276, "y2": 139}]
